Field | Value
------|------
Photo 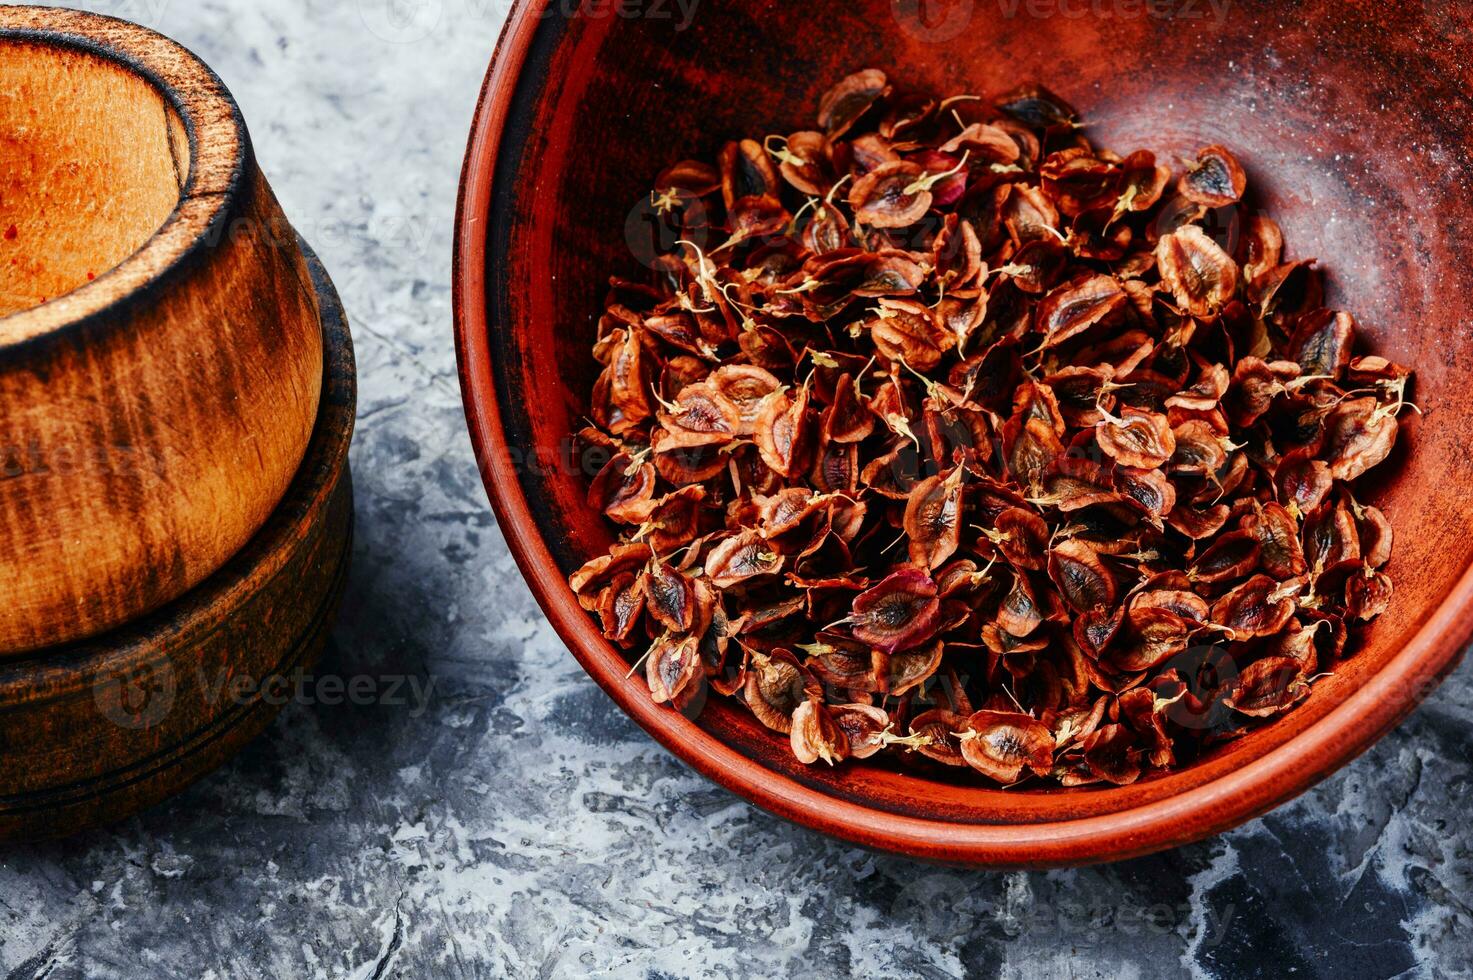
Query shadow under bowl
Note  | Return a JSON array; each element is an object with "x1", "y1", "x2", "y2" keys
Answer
[{"x1": 455, "y1": 0, "x2": 1473, "y2": 866}]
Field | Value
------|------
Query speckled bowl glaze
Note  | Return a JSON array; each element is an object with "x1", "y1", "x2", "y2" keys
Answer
[{"x1": 455, "y1": 0, "x2": 1473, "y2": 866}]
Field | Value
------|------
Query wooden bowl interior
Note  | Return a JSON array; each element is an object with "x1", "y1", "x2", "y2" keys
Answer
[
  {"x1": 0, "y1": 39, "x2": 188, "y2": 317},
  {"x1": 483, "y1": 0, "x2": 1473, "y2": 825}
]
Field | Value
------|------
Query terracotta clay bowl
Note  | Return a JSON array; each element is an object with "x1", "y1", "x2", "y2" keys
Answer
[
  {"x1": 0, "y1": 7, "x2": 324, "y2": 654},
  {"x1": 455, "y1": 0, "x2": 1473, "y2": 866},
  {"x1": 0, "y1": 242, "x2": 354, "y2": 843}
]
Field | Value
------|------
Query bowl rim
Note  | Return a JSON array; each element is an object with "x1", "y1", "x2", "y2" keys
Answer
[
  {"x1": 0, "y1": 6, "x2": 246, "y2": 350},
  {"x1": 452, "y1": 0, "x2": 1473, "y2": 866}
]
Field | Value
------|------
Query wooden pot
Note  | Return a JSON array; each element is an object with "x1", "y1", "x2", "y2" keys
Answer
[
  {"x1": 0, "y1": 7, "x2": 324, "y2": 654},
  {"x1": 0, "y1": 242, "x2": 354, "y2": 842},
  {"x1": 455, "y1": 0, "x2": 1473, "y2": 866}
]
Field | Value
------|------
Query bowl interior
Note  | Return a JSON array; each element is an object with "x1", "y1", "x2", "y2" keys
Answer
[
  {"x1": 476, "y1": 0, "x2": 1473, "y2": 829},
  {"x1": 0, "y1": 38, "x2": 188, "y2": 317}
]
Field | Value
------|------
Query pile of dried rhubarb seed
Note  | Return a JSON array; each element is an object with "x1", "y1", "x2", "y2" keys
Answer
[{"x1": 569, "y1": 70, "x2": 1414, "y2": 786}]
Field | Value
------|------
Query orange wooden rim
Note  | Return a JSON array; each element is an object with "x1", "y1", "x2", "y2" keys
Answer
[{"x1": 0, "y1": 5, "x2": 245, "y2": 348}]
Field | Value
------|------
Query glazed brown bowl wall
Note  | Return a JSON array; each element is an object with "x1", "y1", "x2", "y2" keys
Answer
[{"x1": 456, "y1": 0, "x2": 1473, "y2": 865}]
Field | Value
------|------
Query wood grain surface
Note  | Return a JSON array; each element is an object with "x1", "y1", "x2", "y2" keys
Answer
[
  {"x1": 0, "y1": 241, "x2": 354, "y2": 842},
  {"x1": 0, "y1": 7, "x2": 323, "y2": 654}
]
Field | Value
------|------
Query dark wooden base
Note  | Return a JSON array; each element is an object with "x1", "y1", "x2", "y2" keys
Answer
[{"x1": 0, "y1": 242, "x2": 355, "y2": 842}]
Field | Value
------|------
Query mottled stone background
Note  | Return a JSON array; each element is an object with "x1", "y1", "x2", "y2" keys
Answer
[{"x1": 3, "y1": 1, "x2": 1470, "y2": 977}]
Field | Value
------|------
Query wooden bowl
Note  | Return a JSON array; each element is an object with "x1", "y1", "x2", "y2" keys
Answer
[
  {"x1": 455, "y1": 0, "x2": 1473, "y2": 866},
  {"x1": 0, "y1": 242, "x2": 354, "y2": 842},
  {"x1": 0, "y1": 7, "x2": 324, "y2": 654}
]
